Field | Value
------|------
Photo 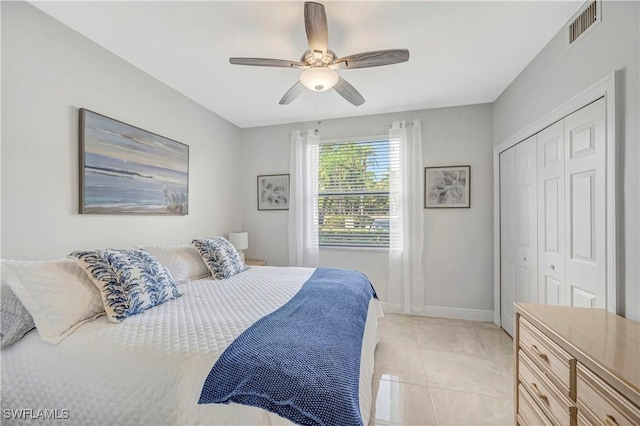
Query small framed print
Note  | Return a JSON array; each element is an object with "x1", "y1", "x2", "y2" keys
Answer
[
  {"x1": 257, "y1": 174, "x2": 290, "y2": 210},
  {"x1": 424, "y1": 165, "x2": 470, "y2": 208}
]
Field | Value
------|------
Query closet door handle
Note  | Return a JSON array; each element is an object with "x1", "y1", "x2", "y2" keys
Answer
[
  {"x1": 523, "y1": 256, "x2": 527, "y2": 262},
  {"x1": 549, "y1": 264, "x2": 555, "y2": 270}
]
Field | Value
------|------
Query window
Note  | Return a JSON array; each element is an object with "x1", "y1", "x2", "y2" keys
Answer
[{"x1": 317, "y1": 137, "x2": 398, "y2": 248}]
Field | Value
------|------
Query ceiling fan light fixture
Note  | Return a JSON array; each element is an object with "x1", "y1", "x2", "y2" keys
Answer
[
  {"x1": 299, "y1": 67, "x2": 339, "y2": 92},
  {"x1": 229, "y1": 2, "x2": 408, "y2": 106}
]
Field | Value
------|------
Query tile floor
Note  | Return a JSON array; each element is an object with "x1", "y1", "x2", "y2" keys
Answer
[{"x1": 370, "y1": 314, "x2": 514, "y2": 425}]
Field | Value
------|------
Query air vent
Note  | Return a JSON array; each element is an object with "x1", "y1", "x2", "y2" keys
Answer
[{"x1": 568, "y1": 0, "x2": 601, "y2": 46}]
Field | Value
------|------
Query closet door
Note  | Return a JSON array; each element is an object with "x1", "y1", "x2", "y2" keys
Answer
[
  {"x1": 564, "y1": 98, "x2": 606, "y2": 308},
  {"x1": 500, "y1": 148, "x2": 517, "y2": 335},
  {"x1": 537, "y1": 121, "x2": 565, "y2": 305},
  {"x1": 516, "y1": 136, "x2": 538, "y2": 305}
]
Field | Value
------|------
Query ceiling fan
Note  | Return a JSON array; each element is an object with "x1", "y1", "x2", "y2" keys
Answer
[{"x1": 229, "y1": 2, "x2": 410, "y2": 107}]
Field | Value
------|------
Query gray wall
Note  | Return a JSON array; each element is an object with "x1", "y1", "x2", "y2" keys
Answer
[
  {"x1": 1, "y1": 2, "x2": 243, "y2": 259},
  {"x1": 492, "y1": 1, "x2": 640, "y2": 320},
  {"x1": 5, "y1": 0, "x2": 637, "y2": 321},
  {"x1": 241, "y1": 104, "x2": 494, "y2": 314}
]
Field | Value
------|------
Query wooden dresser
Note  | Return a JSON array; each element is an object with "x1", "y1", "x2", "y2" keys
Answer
[{"x1": 514, "y1": 304, "x2": 639, "y2": 426}]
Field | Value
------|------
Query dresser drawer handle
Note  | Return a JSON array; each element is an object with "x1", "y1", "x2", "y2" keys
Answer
[
  {"x1": 530, "y1": 383, "x2": 549, "y2": 404},
  {"x1": 605, "y1": 415, "x2": 620, "y2": 426},
  {"x1": 530, "y1": 344, "x2": 549, "y2": 361}
]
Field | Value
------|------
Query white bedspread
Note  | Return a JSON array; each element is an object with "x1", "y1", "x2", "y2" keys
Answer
[{"x1": 1, "y1": 266, "x2": 382, "y2": 425}]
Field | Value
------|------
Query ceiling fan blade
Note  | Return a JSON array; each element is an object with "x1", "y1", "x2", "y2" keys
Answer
[
  {"x1": 334, "y1": 49, "x2": 410, "y2": 69},
  {"x1": 304, "y1": 2, "x2": 328, "y2": 56},
  {"x1": 279, "y1": 81, "x2": 305, "y2": 105},
  {"x1": 333, "y1": 77, "x2": 365, "y2": 106},
  {"x1": 229, "y1": 57, "x2": 303, "y2": 68}
]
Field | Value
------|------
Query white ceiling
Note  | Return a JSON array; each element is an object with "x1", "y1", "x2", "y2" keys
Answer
[{"x1": 31, "y1": 1, "x2": 582, "y2": 128}]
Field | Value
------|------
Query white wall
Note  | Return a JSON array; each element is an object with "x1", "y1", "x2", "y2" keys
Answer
[
  {"x1": 492, "y1": 1, "x2": 640, "y2": 321},
  {"x1": 1, "y1": 2, "x2": 243, "y2": 260},
  {"x1": 241, "y1": 104, "x2": 494, "y2": 313}
]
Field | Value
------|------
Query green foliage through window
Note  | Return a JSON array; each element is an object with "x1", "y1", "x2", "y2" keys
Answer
[{"x1": 317, "y1": 139, "x2": 395, "y2": 248}]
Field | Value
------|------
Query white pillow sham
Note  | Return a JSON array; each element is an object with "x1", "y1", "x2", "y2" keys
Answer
[
  {"x1": 1, "y1": 258, "x2": 104, "y2": 345},
  {"x1": 139, "y1": 243, "x2": 210, "y2": 284}
]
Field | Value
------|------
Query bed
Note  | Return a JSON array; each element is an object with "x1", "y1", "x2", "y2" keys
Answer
[{"x1": 1, "y1": 266, "x2": 382, "y2": 425}]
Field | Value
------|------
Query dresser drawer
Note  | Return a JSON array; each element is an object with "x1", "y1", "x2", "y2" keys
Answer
[
  {"x1": 519, "y1": 350, "x2": 577, "y2": 426},
  {"x1": 577, "y1": 365, "x2": 640, "y2": 426},
  {"x1": 519, "y1": 384, "x2": 553, "y2": 426},
  {"x1": 520, "y1": 318, "x2": 575, "y2": 396},
  {"x1": 578, "y1": 411, "x2": 595, "y2": 426},
  {"x1": 516, "y1": 414, "x2": 527, "y2": 426}
]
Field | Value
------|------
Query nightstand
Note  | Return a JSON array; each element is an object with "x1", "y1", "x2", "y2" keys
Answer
[{"x1": 245, "y1": 259, "x2": 266, "y2": 266}]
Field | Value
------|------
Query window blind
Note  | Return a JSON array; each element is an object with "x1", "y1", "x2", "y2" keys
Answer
[{"x1": 317, "y1": 138, "x2": 399, "y2": 248}]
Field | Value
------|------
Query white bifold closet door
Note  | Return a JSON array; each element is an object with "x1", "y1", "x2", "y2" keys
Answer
[
  {"x1": 537, "y1": 121, "x2": 565, "y2": 305},
  {"x1": 500, "y1": 97, "x2": 608, "y2": 334},
  {"x1": 516, "y1": 136, "x2": 538, "y2": 306},
  {"x1": 499, "y1": 148, "x2": 517, "y2": 336},
  {"x1": 500, "y1": 135, "x2": 537, "y2": 336},
  {"x1": 564, "y1": 98, "x2": 606, "y2": 308}
]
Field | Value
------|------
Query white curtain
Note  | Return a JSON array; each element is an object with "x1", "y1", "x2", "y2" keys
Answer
[
  {"x1": 388, "y1": 120, "x2": 424, "y2": 314},
  {"x1": 288, "y1": 129, "x2": 320, "y2": 267}
]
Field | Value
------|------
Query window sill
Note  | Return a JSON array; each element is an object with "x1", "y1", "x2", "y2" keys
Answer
[{"x1": 319, "y1": 246, "x2": 389, "y2": 254}]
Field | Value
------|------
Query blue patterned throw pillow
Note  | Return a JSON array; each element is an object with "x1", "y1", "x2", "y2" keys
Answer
[
  {"x1": 192, "y1": 237, "x2": 248, "y2": 280},
  {"x1": 69, "y1": 249, "x2": 181, "y2": 323}
]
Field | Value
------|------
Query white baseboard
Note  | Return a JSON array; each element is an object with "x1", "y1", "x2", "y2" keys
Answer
[
  {"x1": 422, "y1": 305, "x2": 494, "y2": 322},
  {"x1": 380, "y1": 302, "x2": 404, "y2": 314},
  {"x1": 380, "y1": 303, "x2": 494, "y2": 322}
]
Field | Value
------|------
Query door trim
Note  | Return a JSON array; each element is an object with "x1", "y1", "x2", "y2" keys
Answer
[{"x1": 493, "y1": 71, "x2": 618, "y2": 327}]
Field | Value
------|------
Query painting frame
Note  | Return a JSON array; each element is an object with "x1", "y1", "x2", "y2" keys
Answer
[
  {"x1": 257, "y1": 174, "x2": 290, "y2": 211},
  {"x1": 79, "y1": 108, "x2": 189, "y2": 215},
  {"x1": 424, "y1": 165, "x2": 471, "y2": 209}
]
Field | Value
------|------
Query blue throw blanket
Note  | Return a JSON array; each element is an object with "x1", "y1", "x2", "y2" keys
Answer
[{"x1": 199, "y1": 268, "x2": 377, "y2": 426}]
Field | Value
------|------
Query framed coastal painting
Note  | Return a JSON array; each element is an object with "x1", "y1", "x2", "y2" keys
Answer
[
  {"x1": 79, "y1": 109, "x2": 189, "y2": 215},
  {"x1": 424, "y1": 165, "x2": 470, "y2": 208},
  {"x1": 257, "y1": 174, "x2": 290, "y2": 210}
]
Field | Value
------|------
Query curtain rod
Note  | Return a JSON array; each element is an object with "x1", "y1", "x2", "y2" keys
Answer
[
  {"x1": 301, "y1": 121, "x2": 416, "y2": 135},
  {"x1": 300, "y1": 129, "x2": 320, "y2": 137},
  {"x1": 384, "y1": 121, "x2": 416, "y2": 129}
]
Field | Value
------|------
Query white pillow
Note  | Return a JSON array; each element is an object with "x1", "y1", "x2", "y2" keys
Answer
[
  {"x1": 1, "y1": 258, "x2": 104, "y2": 345},
  {"x1": 139, "y1": 244, "x2": 210, "y2": 284}
]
